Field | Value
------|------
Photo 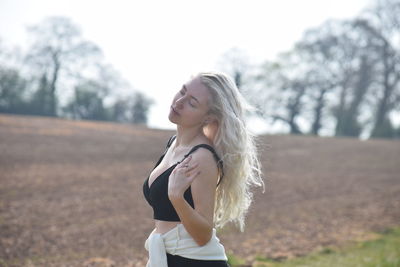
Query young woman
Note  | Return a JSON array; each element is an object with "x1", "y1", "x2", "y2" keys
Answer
[{"x1": 143, "y1": 71, "x2": 264, "y2": 267}]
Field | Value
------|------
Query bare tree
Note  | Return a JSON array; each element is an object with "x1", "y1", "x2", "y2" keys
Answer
[
  {"x1": 246, "y1": 0, "x2": 399, "y2": 139},
  {"x1": 25, "y1": 16, "x2": 101, "y2": 116},
  {"x1": 295, "y1": 21, "x2": 344, "y2": 136},
  {"x1": 62, "y1": 64, "x2": 127, "y2": 121},
  {"x1": 253, "y1": 52, "x2": 310, "y2": 134},
  {"x1": 217, "y1": 47, "x2": 251, "y2": 89},
  {"x1": 297, "y1": 19, "x2": 377, "y2": 137},
  {"x1": 355, "y1": 0, "x2": 400, "y2": 138}
]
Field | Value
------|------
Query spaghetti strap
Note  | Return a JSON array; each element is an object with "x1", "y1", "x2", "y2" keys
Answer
[
  {"x1": 166, "y1": 135, "x2": 176, "y2": 149},
  {"x1": 183, "y1": 144, "x2": 221, "y2": 163},
  {"x1": 176, "y1": 144, "x2": 224, "y2": 186},
  {"x1": 151, "y1": 135, "x2": 177, "y2": 171},
  {"x1": 153, "y1": 135, "x2": 224, "y2": 186}
]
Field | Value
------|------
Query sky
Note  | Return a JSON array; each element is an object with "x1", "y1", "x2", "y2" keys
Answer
[{"x1": 0, "y1": 0, "x2": 371, "y2": 134}]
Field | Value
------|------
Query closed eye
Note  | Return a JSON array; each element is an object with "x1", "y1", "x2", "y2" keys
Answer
[{"x1": 180, "y1": 85, "x2": 198, "y2": 108}]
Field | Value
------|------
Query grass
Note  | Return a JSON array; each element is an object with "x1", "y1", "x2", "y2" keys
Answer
[
  {"x1": 227, "y1": 252, "x2": 246, "y2": 266},
  {"x1": 229, "y1": 226, "x2": 400, "y2": 267}
]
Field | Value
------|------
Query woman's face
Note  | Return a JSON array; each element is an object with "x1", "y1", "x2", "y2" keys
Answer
[{"x1": 168, "y1": 76, "x2": 212, "y2": 127}]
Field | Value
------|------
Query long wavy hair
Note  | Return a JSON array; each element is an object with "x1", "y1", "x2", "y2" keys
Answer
[{"x1": 199, "y1": 71, "x2": 264, "y2": 231}]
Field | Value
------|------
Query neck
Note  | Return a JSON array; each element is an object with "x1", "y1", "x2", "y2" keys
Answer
[{"x1": 175, "y1": 125, "x2": 204, "y2": 148}]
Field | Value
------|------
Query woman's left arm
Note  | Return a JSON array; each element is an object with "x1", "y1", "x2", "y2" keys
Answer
[{"x1": 168, "y1": 150, "x2": 218, "y2": 246}]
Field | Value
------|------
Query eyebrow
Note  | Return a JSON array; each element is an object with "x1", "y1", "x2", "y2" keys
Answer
[{"x1": 182, "y1": 84, "x2": 200, "y2": 104}]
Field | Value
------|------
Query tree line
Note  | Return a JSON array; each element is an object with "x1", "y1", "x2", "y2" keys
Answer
[
  {"x1": 222, "y1": 0, "x2": 400, "y2": 139},
  {"x1": 0, "y1": 17, "x2": 153, "y2": 124},
  {"x1": 1, "y1": 0, "x2": 399, "y2": 139}
]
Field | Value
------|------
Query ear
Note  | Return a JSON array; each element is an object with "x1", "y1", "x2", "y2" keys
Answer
[
  {"x1": 203, "y1": 115, "x2": 214, "y2": 125},
  {"x1": 203, "y1": 116, "x2": 219, "y2": 141}
]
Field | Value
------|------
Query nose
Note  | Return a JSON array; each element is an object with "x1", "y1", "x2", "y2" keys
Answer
[{"x1": 175, "y1": 96, "x2": 185, "y2": 109}]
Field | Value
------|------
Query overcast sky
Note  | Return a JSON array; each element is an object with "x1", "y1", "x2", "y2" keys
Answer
[{"x1": 0, "y1": 0, "x2": 371, "y2": 133}]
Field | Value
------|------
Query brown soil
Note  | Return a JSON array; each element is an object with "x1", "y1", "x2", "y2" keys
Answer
[{"x1": 0, "y1": 114, "x2": 399, "y2": 266}]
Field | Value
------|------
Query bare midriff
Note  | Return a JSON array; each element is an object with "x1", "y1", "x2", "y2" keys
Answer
[{"x1": 154, "y1": 220, "x2": 181, "y2": 234}]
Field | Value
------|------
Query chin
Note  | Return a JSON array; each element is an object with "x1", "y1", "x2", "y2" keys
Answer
[{"x1": 168, "y1": 113, "x2": 178, "y2": 124}]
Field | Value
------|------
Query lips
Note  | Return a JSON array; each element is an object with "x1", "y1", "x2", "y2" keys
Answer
[{"x1": 171, "y1": 106, "x2": 180, "y2": 115}]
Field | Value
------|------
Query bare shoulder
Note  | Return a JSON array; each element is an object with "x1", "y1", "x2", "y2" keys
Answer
[
  {"x1": 190, "y1": 144, "x2": 219, "y2": 223},
  {"x1": 192, "y1": 145, "x2": 217, "y2": 163},
  {"x1": 190, "y1": 146, "x2": 218, "y2": 182}
]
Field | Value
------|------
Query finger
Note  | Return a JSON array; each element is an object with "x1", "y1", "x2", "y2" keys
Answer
[
  {"x1": 184, "y1": 162, "x2": 199, "y2": 173},
  {"x1": 185, "y1": 165, "x2": 200, "y2": 178},
  {"x1": 178, "y1": 155, "x2": 192, "y2": 169},
  {"x1": 181, "y1": 154, "x2": 192, "y2": 165}
]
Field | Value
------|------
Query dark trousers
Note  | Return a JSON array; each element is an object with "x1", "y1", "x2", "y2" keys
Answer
[{"x1": 166, "y1": 253, "x2": 230, "y2": 267}]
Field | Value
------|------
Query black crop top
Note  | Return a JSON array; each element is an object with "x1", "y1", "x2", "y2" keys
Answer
[{"x1": 143, "y1": 135, "x2": 224, "y2": 221}]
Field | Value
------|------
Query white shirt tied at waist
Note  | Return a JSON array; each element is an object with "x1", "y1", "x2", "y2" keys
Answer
[{"x1": 144, "y1": 223, "x2": 227, "y2": 267}]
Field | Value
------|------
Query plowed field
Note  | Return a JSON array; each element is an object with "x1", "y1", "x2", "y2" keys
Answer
[{"x1": 1, "y1": 114, "x2": 399, "y2": 266}]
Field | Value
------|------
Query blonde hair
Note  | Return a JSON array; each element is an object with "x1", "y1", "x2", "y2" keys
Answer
[{"x1": 199, "y1": 71, "x2": 264, "y2": 231}]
